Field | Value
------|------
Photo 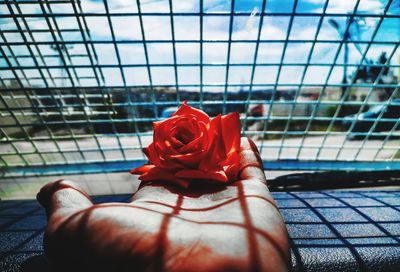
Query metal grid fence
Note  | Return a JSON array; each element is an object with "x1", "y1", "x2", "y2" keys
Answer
[{"x1": 0, "y1": 0, "x2": 400, "y2": 178}]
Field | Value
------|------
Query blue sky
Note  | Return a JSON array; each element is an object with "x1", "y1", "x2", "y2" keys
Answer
[{"x1": 0, "y1": 0, "x2": 399, "y2": 89}]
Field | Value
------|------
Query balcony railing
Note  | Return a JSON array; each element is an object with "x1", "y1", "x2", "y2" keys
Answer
[{"x1": 1, "y1": 0, "x2": 399, "y2": 178}]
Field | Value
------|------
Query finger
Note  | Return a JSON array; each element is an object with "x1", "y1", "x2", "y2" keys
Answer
[
  {"x1": 238, "y1": 138, "x2": 291, "y2": 268},
  {"x1": 238, "y1": 137, "x2": 266, "y2": 182},
  {"x1": 37, "y1": 179, "x2": 93, "y2": 218}
]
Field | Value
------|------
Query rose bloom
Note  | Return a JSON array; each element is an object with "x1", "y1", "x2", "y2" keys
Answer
[{"x1": 131, "y1": 102, "x2": 241, "y2": 188}]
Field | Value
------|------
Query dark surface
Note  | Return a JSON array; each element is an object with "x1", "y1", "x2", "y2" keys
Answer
[
  {"x1": 268, "y1": 171, "x2": 400, "y2": 191},
  {"x1": 0, "y1": 191, "x2": 399, "y2": 272}
]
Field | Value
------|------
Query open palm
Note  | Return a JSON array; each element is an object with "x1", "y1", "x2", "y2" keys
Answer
[{"x1": 37, "y1": 138, "x2": 290, "y2": 272}]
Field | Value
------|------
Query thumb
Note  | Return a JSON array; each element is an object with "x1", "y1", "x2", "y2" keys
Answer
[
  {"x1": 238, "y1": 137, "x2": 266, "y2": 182},
  {"x1": 37, "y1": 179, "x2": 93, "y2": 218}
]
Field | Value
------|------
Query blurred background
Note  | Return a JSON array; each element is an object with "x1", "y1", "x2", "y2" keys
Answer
[{"x1": 0, "y1": 0, "x2": 399, "y2": 199}]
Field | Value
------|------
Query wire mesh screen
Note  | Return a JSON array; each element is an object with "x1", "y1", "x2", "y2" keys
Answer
[{"x1": 0, "y1": 0, "x2": 400, "y2": 178}]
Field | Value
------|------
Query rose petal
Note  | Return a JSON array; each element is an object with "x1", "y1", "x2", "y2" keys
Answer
[
  {"x1": 169, "y1": 136, "x2": 184, "y2": 149},
  {"x1": 170, "y1": 116, "x2": 203, "y2": 149},
  {"x1": 154, "y1": 115, "x2": 181, "y2": 143},
  {"x1": 143, "y1": 143, "x2": 161, "y2": 166},
  {"x1": 153, "y1": 120, "x2": 162, "y2": 130},
  {"x1": 221, "y1": 111, "x2": 241, "y2": 155},
  {"x1": 174, "y1": 127, "x2": 195, "y2": 144},
  {"x1": 169, "y1": 150, "x2": 203, "y2": 167},
  {"x1": 154, "y1": 116, "x2": 192, "y2": 156},
  {"x1": 145, "y1": 143, "x2": 183, "y2": 169},
  {"x1": 159, "y1": 155, "x2": 186, "y2": 169},
  {"x1": 139, "y1": 166, "x2": 190, "y2": 188},
  {"x1": 199, "y1": 114, "x2": 226, "y2": 170},
  {"x1": 153, "y1": 140, "x2": 179, "y2": 159},
  {"x1": 176, "y1": 169, "x2": 228, "y2": 183},
  {"x1": 130, "y1": 164, "x2": 155, "y2": 175},
  {"x1": 224, "y1": 163, "x2": 240, "y2": 182},
  {"x1": 172, "y1": 101, "x2": 210, "y2": 123},
  {"x1": 208, "y1": 171, "x2": 228, "y2": 182},
  {"x1": 178, "y1": 121, "x2": 208, "y2": 154},
  {"x1": 178, "y1": 132, "x2": 203, "y2": 154},
  {"x1": 222, "y1": 147, "x2": 240, "y2": 181},
  {"x1": 224, "y1": 148, "x2": 239, "y2": 166}
]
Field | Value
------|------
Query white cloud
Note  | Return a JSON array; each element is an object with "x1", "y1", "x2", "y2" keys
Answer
[
  {"x1": 327, "y1": 0, "x2": 359, "y2": 13},
  {"x1": 278, "y1": 66, "x2": 305, "y2": 84},
  {"x1": 102, "y1": 68, "x2": 123, "y2": 85},
  {"x1": 172, "y1": 0, "x2": 199, "y2": 12},
  {"x1": 203, "y1": 66, "x2": 226, "y2": 84},
  {"x1": 118, "y1": 44, "x2": 147, "y2": 64},
  {"x1": 203, "y1": 43, "x2": 227, "y2": 63},
  {"x1": 85, "y1": 17, "x2": 112, "y2": 40},
  {"x1": 140, "y1": 0, "x2": 170, "y2": 13},
  {"x1": 257, "y1": 43, "x2": 284, "y2": 63},
  {"x1": 81, "y1": 0, "x2": 199, "y2": 14},
  {"x1": 173, "y1": 16, "x2": 200, "y2": 40},
  {"x1": 228, "y1": 66, "x2": 253, "y2": 84},
  {"x1": 260, "y1": 17, "x2": 288, "y2": 40},
  {"x1": 151, "y1": 67, "x2": 176, "y2": 85},
  {"x1": 178, "y1": 67, "x2": 200, "y2": 85},
  {"x1": 143, "y1": 16, "x2": 172, "y2": 40},
  {"x1": 94, "y1": 44, "x2": 117, "y2": 64},
  {"x1": 356, "y1": 0, "x2": 384, "y2": 12},
  {"x1": 175, "y1": 43, "x2": 200, "y2": 63},
  {"x1": 290, "y1": 26, "x2": 319, "y2": 40},
  {"x1": 147, "y1": 43, "x2": 174, "y2": 64},
  {"x1": 203, "y1": 0, "x2": 231, "y2": 12},
  {"x1": 303, "y1": 66, "x2": 330, "y2": 84},
  {"x1": 111, "y1": 17, "x2": 142, "y2": 40},
  {"x1": 124, "y1": 67, "x2": 150, "y2": 85},
  {"x1": 203, "y1": 16, "x2": 230, "y2": 40},
  {"x1": 3, "y1": 0, "x2": 384, "y2": 88},
  {"x1": 230, "y1": 43, "x2": 257, "y2": 63},
  {"x1": 307, "y1": 0, "x2": 384, "y2": 13},
  {"x1": 80, "y1": 0, "x2": 106, "y2": 13},
  {"x1": 253, "y1": 66, "x2": 278, "y2": 84},
  {"x1": 284, "y1": 43, "x2": 313, "y2": 63}
]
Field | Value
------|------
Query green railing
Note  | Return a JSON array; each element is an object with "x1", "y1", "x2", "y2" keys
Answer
[{"x1": 0, "y1": 0, "x2": 399, "y2": 178}]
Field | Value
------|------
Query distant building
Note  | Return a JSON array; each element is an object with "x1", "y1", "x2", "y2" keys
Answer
[{"x1": 349, "y1": 52, "x2": 398, "y2": 102}]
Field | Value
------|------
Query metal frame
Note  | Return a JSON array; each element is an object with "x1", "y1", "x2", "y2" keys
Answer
[{"x1": 1, "y1": 0, "x2": 399, "y2": 178}]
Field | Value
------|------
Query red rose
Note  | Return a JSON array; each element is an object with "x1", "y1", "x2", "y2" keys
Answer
[{"x1": 130, "y1": 101, "x2": 241, "y2": 188}]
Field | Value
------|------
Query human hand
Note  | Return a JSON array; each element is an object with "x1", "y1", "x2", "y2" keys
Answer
[{"x1": 37, "y1": 138, "x2": 291, "y2": 272}]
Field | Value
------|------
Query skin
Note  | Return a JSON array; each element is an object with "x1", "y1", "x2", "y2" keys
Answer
[{"x1": 37, "y1": 138, "x2": 291, "y2": 272}]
